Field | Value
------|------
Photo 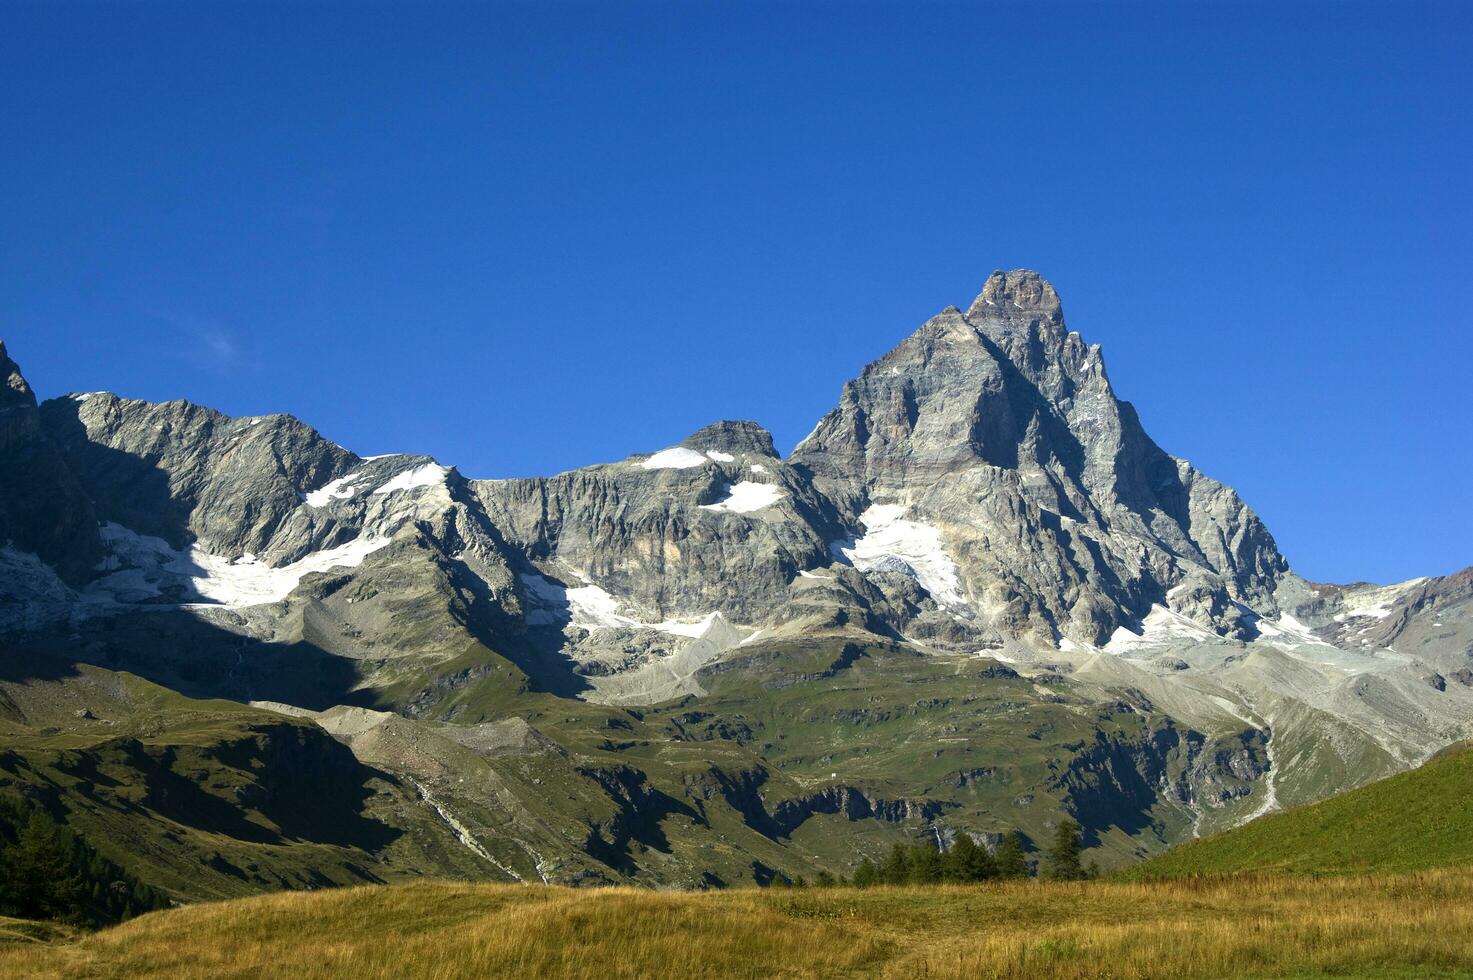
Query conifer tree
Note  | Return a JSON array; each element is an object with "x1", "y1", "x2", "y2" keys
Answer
[
  {"x1": 994, "y1": 831, "x2": 1030, "y2": 879},
  {"x1": 1046, "y1": 818, "x2": 1086, "y2": 881},
  {"x1": 945, "y1": 833, "x2": 996, "y2": 882},
  {"x1": 908, "y1": 841, "x2": 943, "y2": 884},
  {"x1": 851, "y1": 858, "x2": 880, "y2": 888},
  {"x1": 879, "y1": 842, "x2": 910, "y2": 884},
  {"x1": 2, "y1": 816, "x2": 84, "y2": 922}
]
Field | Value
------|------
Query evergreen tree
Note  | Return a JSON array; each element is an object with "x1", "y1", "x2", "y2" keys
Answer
[
  {"x1": 1, "y1": 816, "x2": 85, "y2": 922},
  {"x1": 908, "y1": 841, "x2": 943, "y2": 884},
  {"x1": 851, "y1": 858, "x2": 880, "y2": 888},
  {"x1": 814, "y1": 870, "x2": 836, "y2": 887},
  {"x1": 0, "y1": 796, "x2": 168, "y2": 925},
  {"x1": 1045, "y1": 819, "x2": 1086, "y2": 881},
  {"x1": 944, "y1": 833, "x2": 996, "y2": 883},
  {"x1": 994, "y1": 831, "x2": 1030, "y2": 879},
  {"x1": 878, "y1": 842, "x2": 911, "y2": 885}
]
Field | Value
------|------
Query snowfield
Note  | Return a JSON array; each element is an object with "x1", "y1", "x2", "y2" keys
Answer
[
  {"x1": 700, "y1": 481, "x2": 785, "y2": 514},
  {"x1": 520, "y1": 572, "x2": 725, "y2": 639},
  {"x1": 304, "y1": 472, "x2": 363, "y2": 507},
  {"x1": 640, "y1": 447, "x2": 709, "y2": 470},
  {"x1": 84, "y1": 523, "x2": 392, "y2": 608},
  {"x1": 373, "y1": 463, "x2": 448, "y2": 495},
  {"x1": 831, "y1": 504, "x2": 965, "y2": 608}
]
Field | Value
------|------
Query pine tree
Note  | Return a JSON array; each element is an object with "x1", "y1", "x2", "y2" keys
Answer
[
  {"x1": 1045, "y1": 818, "x2": 1086, "y2": 881},
  {"x1": 814, "y1": 870, "x2": 836, "y2": 887},
  {"x1": 4, "y1": 816, "x2": 85, "y2": 922},
  {"x1": 945, "y1": 833, "x2": 996, "y2": 882},
  {"x1": 994, "y1": 831, "x2": 1029, "y2": 879},
  {"x1": 908, "y1": 841, "x2": 943, "y2": 884},
  {"x1": 851, "y1": 858, "x2": 880, "y2": 888},
  {"x1": 879, "y1": 842, "x2": 910, "y2": 885}
]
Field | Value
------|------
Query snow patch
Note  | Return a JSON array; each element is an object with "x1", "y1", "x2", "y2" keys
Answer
[
  {"x1": 521, "y1": 572, "x2": 724, "y2": 639},
  {"x1": 831, "y1": 504, "x2": 965, "y2": 607},
  {"x1": 373, "y1": 463, "x2": 448, "y2": 495},
  {"x1": 85, "y1": 523, "x2": 391, "y2": 609},
  {"x1": 304, "y1": 472, "x2": 363, "y2": 507},
  {"x1": 1104, "y1": 605, "x2": 1219, "y2": 654},
  {"x1": 700, "y1": 481, "x2": 784, "y2": 514},
  {"x1": 749, "y1": 463, "x2": 768, "y2": 473},
  {"x1": 1334, "y1": 579, "x2": 1426, "y2": 621},
  {"x1": 1257, "y1": 612, "x2": 1336, "y2": 648},
  {"x1": 189, "y1": 539, "x2": 390, "y2": 606},
  {"x1": 651, "y1": 611, "x2": 723, "y2": 638},
  {"x1": 0, "y1": 547, "x2": 74, "y2": 632},
  {"x1": 705, "y1": 450, "x2": 735, "y2": 462},
  {"x1": 639, "y1": 447, "x2": 709, "y2": 470},
  {"x1": 522, "y1": 573, "x2": 635, "y2": 630}
]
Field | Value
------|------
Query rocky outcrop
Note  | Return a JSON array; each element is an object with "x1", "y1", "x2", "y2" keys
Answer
[
  {"x1": 707, "y1": 765, "x2": 947, "y2": 840},
  {"x1": 681, "y1": 420, "x2": 778, "y2": 457},
  {"x1": 0, "y1": 342, "x2": 101, "y2": 582},
  {"x1": 39, "y1": 393, "x2": 356, "y2": 561},
  {"x1": 1050, "y1": 721, "x2": 1270, "y2": 834},
  {"x1": 473, "y1": 427, "x2": 846, "y2": 624}
]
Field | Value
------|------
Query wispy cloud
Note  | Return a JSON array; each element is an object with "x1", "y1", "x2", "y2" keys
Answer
[{"x1": 151, "y1": 313, "x2": 247, "y2": 371}]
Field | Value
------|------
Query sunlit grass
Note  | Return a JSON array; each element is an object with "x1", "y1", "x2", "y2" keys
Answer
[{"x1": 7, "y1": 870, "x2": 1473, "y2": 978}]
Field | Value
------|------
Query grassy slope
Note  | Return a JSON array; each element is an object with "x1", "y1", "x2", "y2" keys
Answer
[
  {"x1": 0, "y1": 660, "x2": 495, "y2": 900},
  {"x1": 1133, "y1": 742, "x2": 1473, "y2": 878},
  {"x1": 1, "y1": 632, "x2": 1270, "y2": 900},
  {"x1": 7, "y1": 875, "x2": 1473, "y2": 979},
  {"x1": 651, "y1": 638, "x2": 1212, "y2": 868}
]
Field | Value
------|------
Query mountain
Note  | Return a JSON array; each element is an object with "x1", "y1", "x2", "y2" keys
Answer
[
  {"x1": 1131, "y1": 741, "x2": 1473, "y2": 878},
  {"x1": 1, "y1": 271, "x2": 1469, "y2": 897}
]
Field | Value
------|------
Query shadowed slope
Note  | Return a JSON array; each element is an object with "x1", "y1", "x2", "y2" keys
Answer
[{"x1": 1132, "y1": 742, "x2": 1473, "y2": 878}]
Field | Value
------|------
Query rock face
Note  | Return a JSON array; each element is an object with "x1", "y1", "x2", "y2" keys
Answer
[
  {"x1": 791, "y1": 270, "x2": 1285, "y2": 645},
  {"x1": 39, "y1": 394, "x2": 356, "y2": 562},
  {"x1": 0, "y1": 273, "x2": 1469, "y2": 890},
  {"x1": 0, "y1": 341, "x2": 101, "y2": 583}
]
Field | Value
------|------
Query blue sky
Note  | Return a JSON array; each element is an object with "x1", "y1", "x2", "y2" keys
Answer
[{"x1": 2, "y1": 1, "x2": 1469, "y2": 584}]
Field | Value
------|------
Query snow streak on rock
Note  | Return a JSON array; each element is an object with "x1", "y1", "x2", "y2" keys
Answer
[{"x1": 831, "y1": 504, "x2": 965, "y2": 607}]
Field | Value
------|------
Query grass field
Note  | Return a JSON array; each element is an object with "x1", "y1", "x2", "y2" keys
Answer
[
  {"x1": 1132, "y1": 742, "x2": 1473, "y2": 879},
  {"x1": 6, "y1": 871, "x2": 1473, "y2": 979}
]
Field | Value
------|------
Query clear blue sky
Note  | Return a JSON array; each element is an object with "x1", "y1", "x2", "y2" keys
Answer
[{"x1": 2, "y1": 1, "x2": 1469, "y2": 584}]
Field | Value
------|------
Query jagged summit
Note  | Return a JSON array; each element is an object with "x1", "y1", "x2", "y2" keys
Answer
[
  {"x1": 680, "y1": 420, "x2": 776, "y2": 457},
  {"x1": 0, "y1": 339, "x2": 37, "y2": 411},
  {"x1": 967, "y1": 268, "x2": 1063, "y2": 317},
  {"x1": 791, "y1": 270, "x2": 1287, "y2": 644}
]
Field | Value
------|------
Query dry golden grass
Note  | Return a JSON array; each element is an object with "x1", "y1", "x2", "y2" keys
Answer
[{"x1": 6, "y1": 870, "x2": 1473, "y2": 979}]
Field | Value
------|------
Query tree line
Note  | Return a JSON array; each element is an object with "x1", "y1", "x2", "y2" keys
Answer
[
  {"x1": 0, "y1": 794, "x2": 168, "y2": 926},
  {"x1": 776, "y1": 819, "x2": 1096, "y2": 888}
]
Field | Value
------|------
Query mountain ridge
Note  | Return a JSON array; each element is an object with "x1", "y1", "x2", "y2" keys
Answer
[{"x1": 0, "y1": 270, "x2": 1469, "y2": 895}]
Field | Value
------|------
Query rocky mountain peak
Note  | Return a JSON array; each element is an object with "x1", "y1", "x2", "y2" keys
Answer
[
  {"x1": 0, "y1": 340, "x2": 37, "y2": 412},
  {"x1": 680, "y1": 420, "x2": 776, "y2": 457},
  {"x1": 967, "y1": 269, "x2": 1062, "y2": 319},
  {"x1": 789, "y1": 271, "x2": 1290, "y2": 644}
]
